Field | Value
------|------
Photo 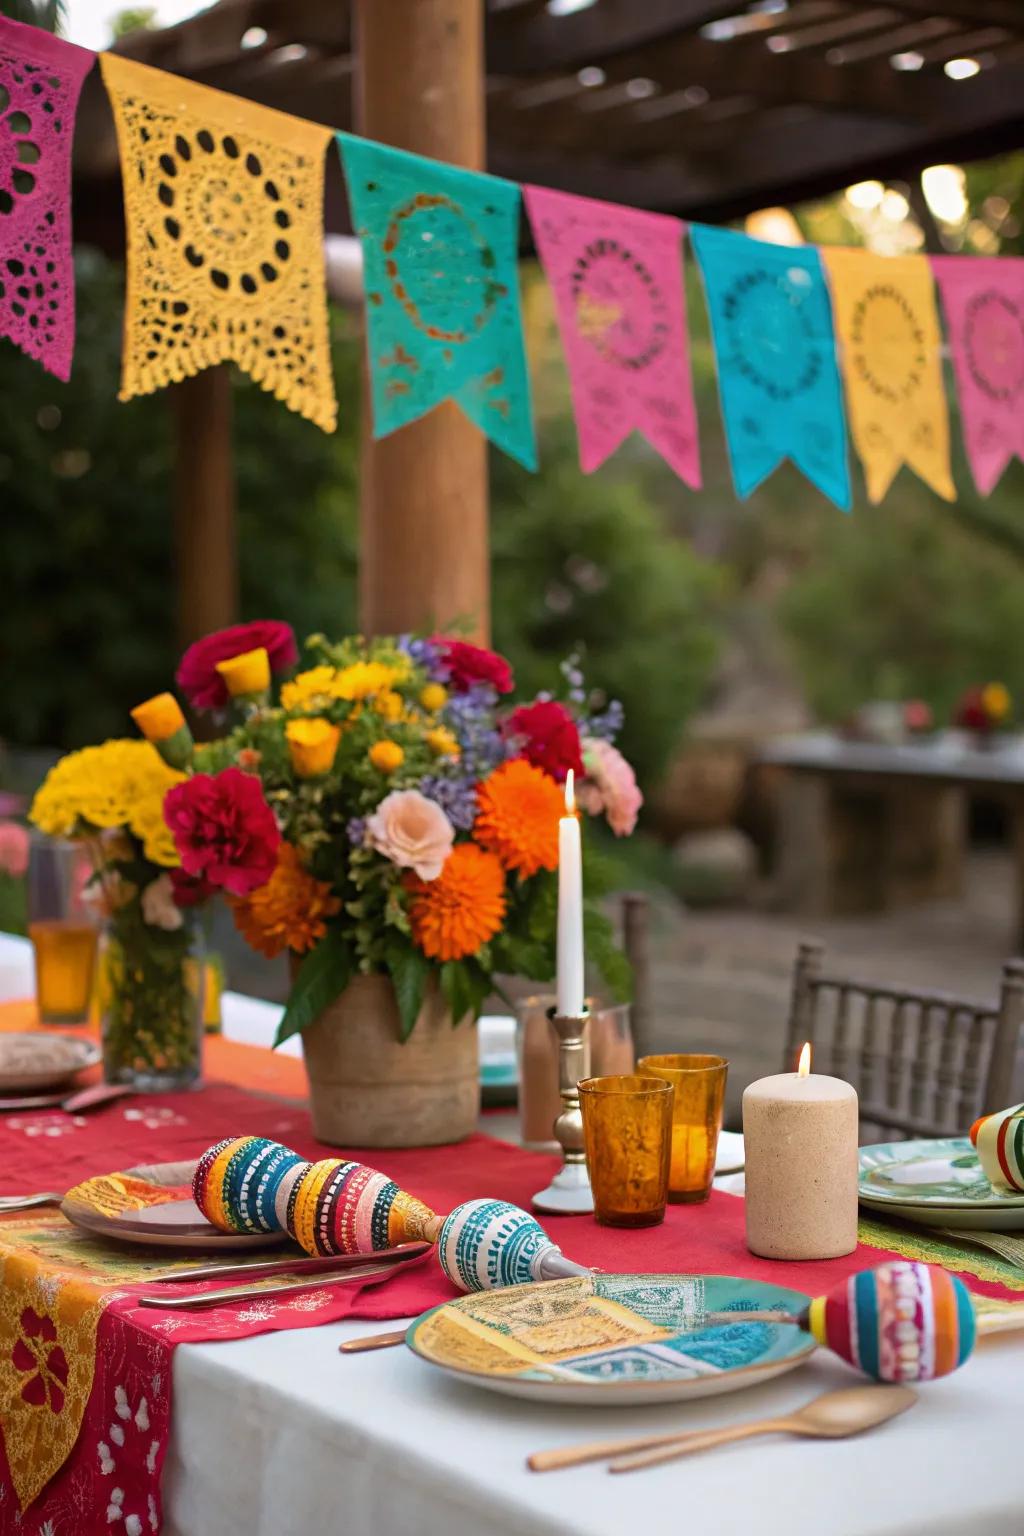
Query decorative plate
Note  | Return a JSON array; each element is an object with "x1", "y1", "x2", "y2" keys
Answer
[
  {"x1": 406, "y1": 1273, "x2": 815, "y2": 1406},
  {"x1": 859, "y1": 1138, "x2": 1024, "y2": 1231},
  {"x1": 0, "y1": 1032, "x2": 100, "y2": 1093},
  {"x1": 61, "y1": 1159, "x2": 289, "y2": 1251}
]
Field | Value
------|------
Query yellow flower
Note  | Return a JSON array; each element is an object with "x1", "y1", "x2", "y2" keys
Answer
[
  {"x1": 426, "y1": 727, "x2": 460, "y2": 758},
  {"x1": 131, "y1": 692, "x2": 192, "y2": 769},
  {"x1": 280, "y1": 666, "x2": 339, "y2": 712},
  {"x1": 131, "y1": 797, "x2": 180, "y2": 867},
  {"x1": 29, "y1": 740, "x2": 184, "y2": 866},
  {"x1": 131, "y1": 693, "x2": 185, "y2": 742},
  {"x1": 374, "y1": 690, "x2": 404, "y2": 722},
  {"x1": 419, "y1": 683, "x2": 448, "y2": 713},
  {"x1": 369, "y1": 741, "x2": 404, "y2": 774},
  {"x1": 982, "y1": 682, "x2": 1011, "y2": 723},
  {"x1": 286, "y1": 718, "x2": 341, "y2": 778},
  {"x1": 333, "y1": 662, "x2": 404, "y2": 700},
  {"x1": 215, "y1": 647, "x2": 271, "y2": 698}
]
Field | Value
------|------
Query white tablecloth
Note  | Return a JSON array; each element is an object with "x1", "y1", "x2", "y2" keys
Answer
[{"x1": 1, "y1": 935, "x2": 1019, "y2": 1535}]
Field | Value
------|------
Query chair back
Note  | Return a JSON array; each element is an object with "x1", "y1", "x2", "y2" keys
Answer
[{"x1": 785, "y1": 940, "x2": 1024, "y2": 1140}]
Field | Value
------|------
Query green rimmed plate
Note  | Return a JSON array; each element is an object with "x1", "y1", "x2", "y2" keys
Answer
[
  {"x1": 859, "y1": 1138, "x2": 1024, "y2": 1230},
  {"x1": 406, "y1": 1273, "x2": 815, "y2": 1406}
]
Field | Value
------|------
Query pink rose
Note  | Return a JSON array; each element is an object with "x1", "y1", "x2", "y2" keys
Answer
[
  {"x1": 578, "y1": 739, "x2": 642, "y2": 838},
  {"x1": 366, "y1": 790, "x2": 455, "y2": 882},
  {"x1": 0, "y1": 822, "x2": 29, "y2": 878}
]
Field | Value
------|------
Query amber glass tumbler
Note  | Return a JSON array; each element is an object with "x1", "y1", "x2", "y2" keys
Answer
[
  {"x1": 638, "y1": 1053, "x2": 728, "y2": 1204},
  {"x1": 578, "y1": 1074, "x2": 673, "y2": 1227}
]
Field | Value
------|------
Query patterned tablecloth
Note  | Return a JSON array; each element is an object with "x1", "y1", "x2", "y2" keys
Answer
[{"x1": 1, "y1": 998, "x2": 1022, "y2": 1536}]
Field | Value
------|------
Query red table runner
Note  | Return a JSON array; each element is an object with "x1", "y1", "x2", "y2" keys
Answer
[{"x1": 1, "y1": 1077, "x2": 1021, "y2": 1536}]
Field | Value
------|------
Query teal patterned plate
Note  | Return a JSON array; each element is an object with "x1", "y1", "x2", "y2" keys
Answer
[
  {"x1": 406, "y1": 1273, "x2": 815, "y2": 1406},
  {"x1": 859, "y1": 1138, "x2": 1024, "y2": 1230}
]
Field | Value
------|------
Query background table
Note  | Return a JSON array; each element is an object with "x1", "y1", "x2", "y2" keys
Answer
[
  {"x1": 2, "y1": 933, "x2": 1020, "y2": 1536},
  {"x1": 760, "y1": 730, "x2": 1024, "y2": 942}
]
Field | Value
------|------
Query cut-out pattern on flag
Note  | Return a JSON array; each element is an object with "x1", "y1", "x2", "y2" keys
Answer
[
  {"x1": 823, "y1": 247, "x2": 954, "y2": 503},
  {"x1": 523, "y1": 185, "x2": 699, "y2": 485},
  {"x1": 99, "y1": 54, "x2": 336, "y2": 431},
  {"x1": 931, "y1": 255, "x2": 1024, "y2": 496},
  {"x1": 0, "y1": 16, "x2": 94, "y2": 380},
  {"x1": 338, "y1": 132, "x2": 536, "y2": 469},
  {"x1": 691, "y1": 224, "x2": 849, "y2": 508}
]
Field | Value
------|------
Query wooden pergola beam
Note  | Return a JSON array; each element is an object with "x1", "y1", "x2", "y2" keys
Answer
[
  {"x1": 882, "y1": 0, "x2": 1024, "y2": 29},
  {"x1": 354, "y1": 0, "x2": 490, "y2": 643}
]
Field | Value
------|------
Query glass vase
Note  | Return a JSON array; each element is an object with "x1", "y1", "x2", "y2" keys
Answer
[{"x1": 99, "y1": 909, "x2": 205, "y2": 1092}]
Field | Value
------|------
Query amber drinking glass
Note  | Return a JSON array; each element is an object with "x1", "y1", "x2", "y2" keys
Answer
[
  {"x1": 578, "y1": 1074, "x2": 673, "y2": 1227},
  {"x1": 28, "y1": 836, "x2": 97, "y2": 1025},
  {"x1": 638, "y1": 1053, "x2": 728, "y2": 1204}
]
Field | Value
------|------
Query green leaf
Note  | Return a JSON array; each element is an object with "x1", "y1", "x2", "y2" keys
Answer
[
  {"x1": 273, "y1": 929, "x2": 353, "y2": 1047},
  {"x1": 386, "y1": 943, "x2": 430, "y2": 1042},
  {"x1": 584, "y1": 903, "x2": 632, "y2": 1005}
]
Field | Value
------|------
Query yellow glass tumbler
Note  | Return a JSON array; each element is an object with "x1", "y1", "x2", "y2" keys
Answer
[
  {"x1": 638, "y1": 1053, "x2": 728, "y2": 1204},
  {"x1": 578, "y1": 1074, "x2": 674, "y2": 1228}
]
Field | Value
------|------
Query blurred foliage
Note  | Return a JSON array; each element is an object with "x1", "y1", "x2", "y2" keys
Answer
[
  {"x1": 0, "y1": 0, "x2": 64, "y2": 28},
  {"x1": 0, "y1": 253, "x2": 719, "y2": 796},
  {"x1": 7, "y1": 148, "x2": 1024, "y2": 807}
]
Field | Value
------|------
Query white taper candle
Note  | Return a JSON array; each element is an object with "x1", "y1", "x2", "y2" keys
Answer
[{"x1": 556, "y1": 769, "x2": 585, "y2": 1019}]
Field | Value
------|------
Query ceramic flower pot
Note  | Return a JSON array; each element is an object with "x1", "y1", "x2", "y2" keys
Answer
[{"x1": 300, "y1": 972, "x2": 479, "y2": 1148}]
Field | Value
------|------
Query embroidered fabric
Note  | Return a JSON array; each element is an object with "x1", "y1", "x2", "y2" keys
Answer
[
  {"x1": 0, "y1": 1244, "x2": 106, "y2": 1509},
  {"x1": 99, "y1": 54, "x2": 337, "y2": 432},
  {"x1": 0, "y1": 15, "x2": 94, "y2": 380}
]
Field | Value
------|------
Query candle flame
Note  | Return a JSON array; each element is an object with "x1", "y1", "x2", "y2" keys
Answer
[
  {"x1": 565, "y1": 768, "x2": 575, "y2": 815},
  {"x1": 798, "y1": 1041, "x2": 811, "y2": 1077}
]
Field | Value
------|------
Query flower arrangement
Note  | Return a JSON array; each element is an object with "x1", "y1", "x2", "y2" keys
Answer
[
  {"x1": 29, "y1": 739, "x2": 204, "y2": 1087},
  {"x1": 953, "y1": 682, "x2": 1011, "y2": 737},
  {"x1": 123, "y1": 621, "x2": 640, "y2": 1045}
]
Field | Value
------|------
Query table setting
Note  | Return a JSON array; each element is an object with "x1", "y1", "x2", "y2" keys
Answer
[{"x1": 0, "y1": 623, "x2": 1022, "y2": 1536}]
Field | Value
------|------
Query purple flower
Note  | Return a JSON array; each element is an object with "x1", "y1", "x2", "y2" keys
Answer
[
  {"x1": 420, "y1": 774, "x2": 479, "y2": 832},
  {"x1": 346, "y1": 817, "x2": 367, "y2": 847},
  {"x1": 398, "y1": 635, "x2": 449, "y2": 683},
  {"x1": 587, "y1": 699, "x2": 624, "y2": 741}
]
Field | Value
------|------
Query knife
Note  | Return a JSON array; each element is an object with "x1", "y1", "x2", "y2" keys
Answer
[
  {"x1": 0, "y1": 1083, "x2": 134, "y2": 1114},
  {"x1": 137, "y1": 1256, "x2": 418, "y2": 1309},
  {"x1": 146, "y1": 1239, "x2": 432, "y2": 1284}
]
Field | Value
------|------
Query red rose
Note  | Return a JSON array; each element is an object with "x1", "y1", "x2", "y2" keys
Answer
[
  {"x1": 176, "y1": 621, "x2": 298, "y2": 711},
  {"x1": 164, "y1": 768, "x2": 280, "y2": 897},
  {"x1": 954, "y1": 688, "x2": 988, "y2": 732},
  {"x1": 503, "y1": 700, "x2": 583, "y2": 782},
  {"x1": 431, "y1": 637, "x2": 514, "y2": 695}
]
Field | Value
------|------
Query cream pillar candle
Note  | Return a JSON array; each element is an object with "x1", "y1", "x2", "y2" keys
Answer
[{"x1": 742, "y1": 1044, "x2": 858, "y2": 1260}]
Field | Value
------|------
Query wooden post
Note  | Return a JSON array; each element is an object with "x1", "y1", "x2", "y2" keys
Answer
[
  {"x1": 172, "y1": 367, "x2": 238, "y2": 647},
  {"x1": 354, "y1": 0, "x2": 490, "y2": 642}
]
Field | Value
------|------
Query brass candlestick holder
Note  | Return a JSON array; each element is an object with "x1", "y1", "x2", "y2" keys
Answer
[{"x1": 532, "y1": 1007, "x2": 594, "y2": 1215}]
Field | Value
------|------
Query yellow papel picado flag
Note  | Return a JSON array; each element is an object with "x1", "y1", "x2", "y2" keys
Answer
[
  {"x1": 99, "y1": 54, "x2": 337, "y2": 432},
  {"x1": 823, "y1": 247, "x2": 954, "y2": 503}
]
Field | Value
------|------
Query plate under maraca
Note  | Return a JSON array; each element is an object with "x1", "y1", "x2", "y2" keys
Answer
[
  {"x1": 61, "y1": 1159, "x2": 290, "y2": 1251},
  {"x1": 405, "y1": 1273, "x2": 815, "y2": 1406},
  {"x1": 859, "y1": 1138, "x2": 1024, "y2": 1231}
]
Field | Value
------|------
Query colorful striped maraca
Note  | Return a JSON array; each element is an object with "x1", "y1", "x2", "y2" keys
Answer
[
  {"x1": 711, "y1": 1261, "x2": 975, "y2": 1382},
  {"x1": 192, "y1": 1138, "x2": 587, "y2": 1291},
  {"x1": 970, "y1": 1104, "x2": 1024, "y2": 1192}
]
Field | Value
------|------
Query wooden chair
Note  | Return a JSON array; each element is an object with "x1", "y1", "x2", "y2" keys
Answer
[{"x1": 784, "y1": 940, "x2": 1024, "y2": 1140}]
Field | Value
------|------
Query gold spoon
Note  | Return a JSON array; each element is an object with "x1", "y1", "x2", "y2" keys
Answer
[{"x1": 528, "y1": 1384, "x2": 917, "y2": 1475}]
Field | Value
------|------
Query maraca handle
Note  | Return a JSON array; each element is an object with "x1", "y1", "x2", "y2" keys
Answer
[{"x1": 536, "y1": 1250, "x2": 591, "y2": 1281}]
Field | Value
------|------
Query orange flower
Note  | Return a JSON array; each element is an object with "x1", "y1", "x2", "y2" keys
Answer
[
  {"x1": 232, "y1": 844, "x2": 341, "y2": 959},
  {"x1": 407, "y1": 843, "x2": 506, "y2": 962},
  {"x1": 474, "y1": 759, "x2": 562, "y2": 877}
]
